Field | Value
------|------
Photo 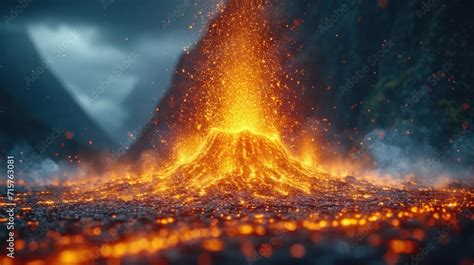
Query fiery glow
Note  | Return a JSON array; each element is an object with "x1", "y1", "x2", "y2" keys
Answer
[
  {"x1": 156, "y1": 129, "x2": 318, "y2": 197},
  {"x1": 8, "y1": 185, "x2": 473, "y2": 264},
  {"x1": 141, "y1": 0, "x2": 321, "y2": 197},
  {"x1": 10, "y1": 1, "x2": 473, "y2": 265},
  {"x1": 180, "y1": 0, "x2": 287, "y2": 135}
]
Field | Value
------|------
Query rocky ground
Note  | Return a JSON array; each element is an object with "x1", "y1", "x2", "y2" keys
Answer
[{"x1": 1, "y1": 181, "x2": 473, "y2": 265}]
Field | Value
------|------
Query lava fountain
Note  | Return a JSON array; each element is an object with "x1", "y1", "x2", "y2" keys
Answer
[
  {"x1": 173, "y1": 0, "x2": 289, "y2": 135},
  {"x1": 149, "y1": 0, "x2": 319, "y2": 198}
]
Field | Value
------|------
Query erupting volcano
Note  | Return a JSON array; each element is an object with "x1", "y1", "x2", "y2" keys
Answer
[
  {"x1": 147, "y1": 0, "x2": 318, "y2": 197},
  {"x1": 6, "y1": 1, "x2": 473, "y2": 265}
]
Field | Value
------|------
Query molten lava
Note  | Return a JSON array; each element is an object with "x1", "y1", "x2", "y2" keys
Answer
[
  {"x1": 158, "y1": 129, "x2": 319, "y2": 197},
  {"x1": 176, "y1": 0, "x2": 289, "y2": 136},
  {"x1": 149, "y1": 1, "x2": 316, "y2": 196}
]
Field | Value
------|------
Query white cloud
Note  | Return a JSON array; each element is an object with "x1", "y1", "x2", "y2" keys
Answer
[
  {"x1": 26, "y1": 23, "x2": 207, "y2": 145},
  {"x1": 27, "y1": 24, "x2": 138, "y2": 141}
]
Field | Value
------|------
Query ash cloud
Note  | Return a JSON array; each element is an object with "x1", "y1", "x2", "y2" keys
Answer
[
  {"x1": 357, "y1": 125, "x2": 474, "y2": 185},
  {"x1": 8, "y1": 143, "x2": 86, "y2": 186}
]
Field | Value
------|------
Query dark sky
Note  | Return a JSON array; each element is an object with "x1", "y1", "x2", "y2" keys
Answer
[{"x1": 0, "y1": 0, "x2": 219, "y2": 143}]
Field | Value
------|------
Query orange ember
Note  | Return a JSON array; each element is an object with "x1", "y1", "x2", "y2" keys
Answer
[
  {"x1": 146, "y1": 0, "x2": 319, "y2": 196},
  {"x1": 156, "y1": 129, "x2": 317, "y2": 197},
  {"x1": 179, "y1": 0, "x2": 288, "y2": 135}
]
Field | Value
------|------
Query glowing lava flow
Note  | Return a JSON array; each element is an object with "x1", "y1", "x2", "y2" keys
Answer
[
  {"x1": 156, "y1": 129, "x2": 318, "y2": 197},
  {"x1": 149, "y1": 1, "x2": 317, "y2": 197}
]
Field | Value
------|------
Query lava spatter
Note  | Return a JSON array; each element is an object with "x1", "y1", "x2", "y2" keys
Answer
[{"x1": 156, "y1": 129, "x2": 318, "y2": 197}]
